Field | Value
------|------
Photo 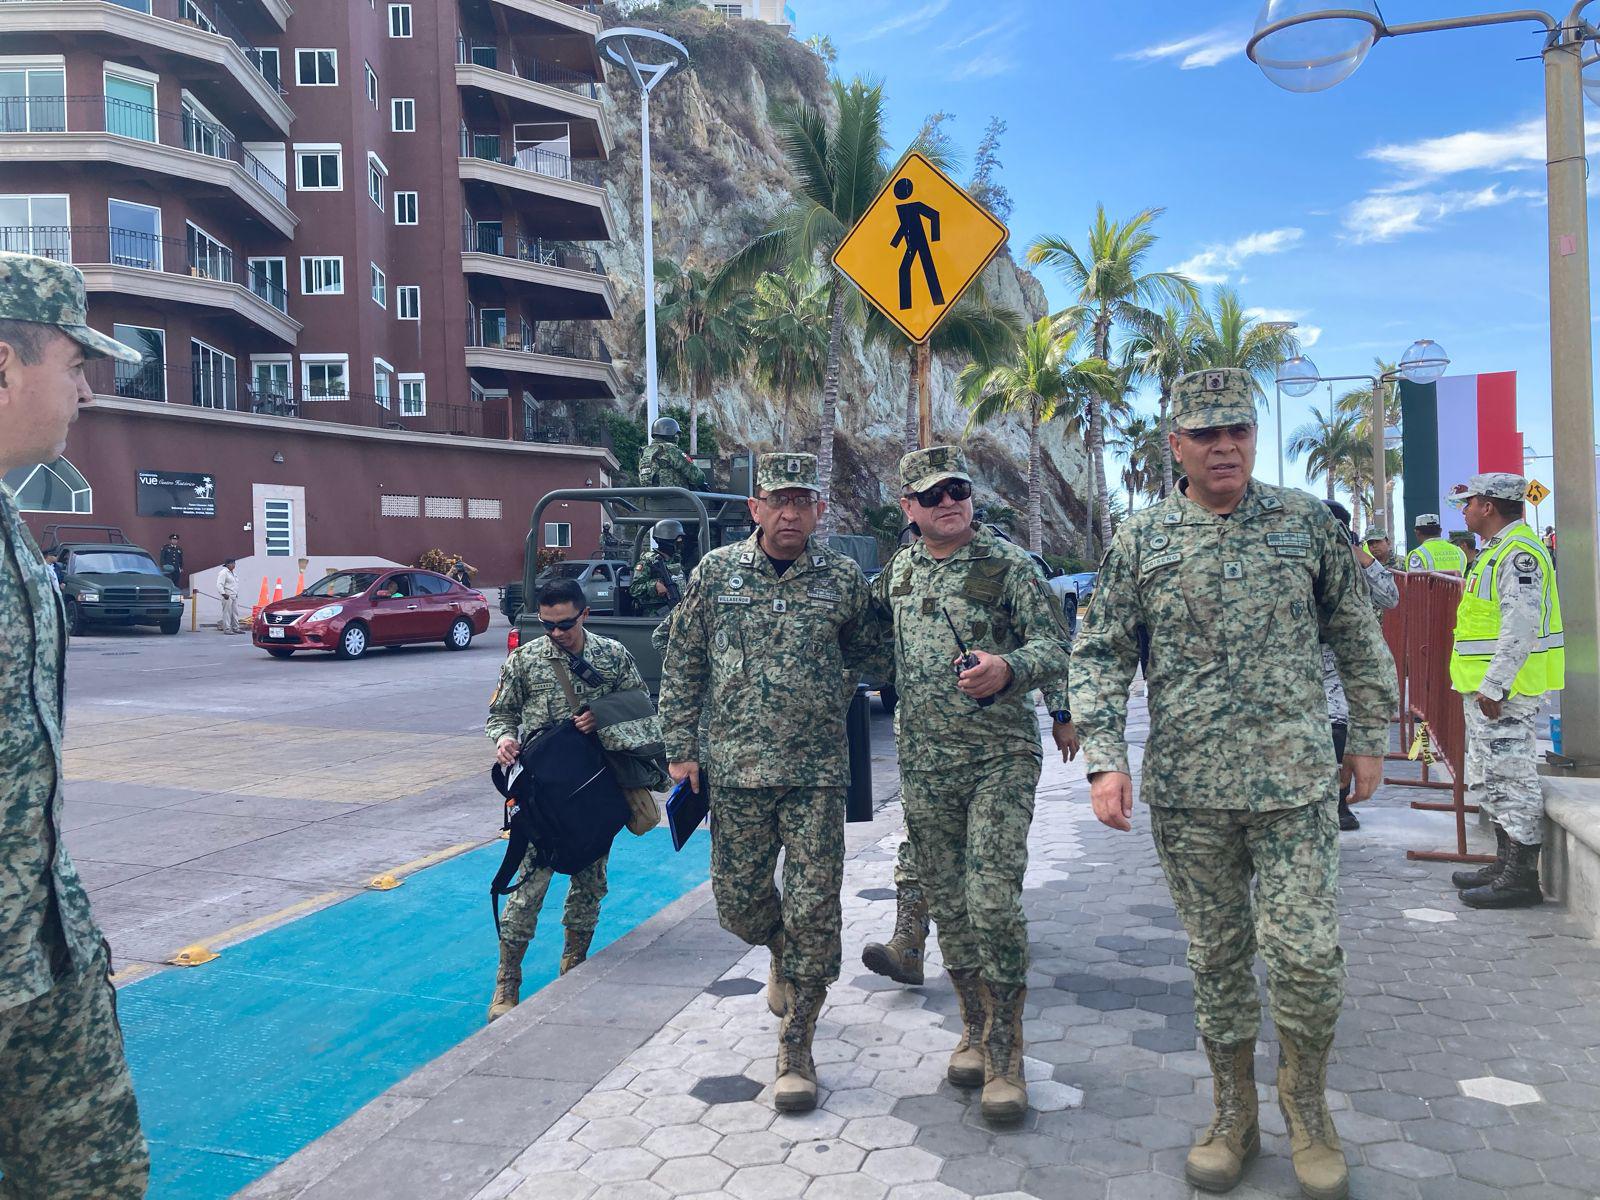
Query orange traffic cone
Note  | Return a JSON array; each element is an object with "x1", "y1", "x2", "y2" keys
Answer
[
  {"x1": 293, "y1": 572, "x2": 304, "y2": 596},
  {"x1": 272, "y1": 578, "x2": 283, "y2": 602},
  {"x1": 251, "y1": 577, "x2": 269, "y2": 621}
]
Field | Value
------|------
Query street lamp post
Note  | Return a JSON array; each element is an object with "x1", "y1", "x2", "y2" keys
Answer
[
  {"x1": 595, "y1": 27, "x2": 689, "y2": 437},
  {"x1": 1261, "y1": 320, "x2": 1300, "y2": 486},
  {"x1": 1250, "y1": 0, "x2": 1600, "y2": 773}
]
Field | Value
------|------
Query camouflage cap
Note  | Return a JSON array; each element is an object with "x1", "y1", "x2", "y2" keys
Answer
[
  {"x1": 1447, "y1": 472, "x2": 1527, "y2": 506},
  {"x1": 0, "y1": 252, "x2": 142, "y2": 364},
  {"x1": 899, "y1": 444, "x2": 971, "y2": 493},
  {"x1": 1170, "y1": 368, "x2": 1257, "y2": 431},
  {"x1": 1415, "y1": 513, "x2": 1442, "y2": 527},
  {"x1": 756, "y1": 452, "x2": 821, "y2": 494},
  {"x1": 1362, "y1": 528, "x2": 1391, "y2": 544}
]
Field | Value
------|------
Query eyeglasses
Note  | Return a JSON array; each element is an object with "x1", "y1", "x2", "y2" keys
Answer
[
  {"x1": 906, "y1": 479, "x2": 973, "y2": 508},
  {"x1": 757, "y1": 493, "x2": 819, "y2": 511},
  {"x1": 1177, "y1": 424, "x2": 1255, "y2": 445},
  {"x1": 538, "y1": 612, "x2": 587, "y2": 632}
]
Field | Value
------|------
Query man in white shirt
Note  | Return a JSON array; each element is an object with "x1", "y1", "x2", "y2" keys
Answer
[{"x1": 217, "y1": 558, "x2": 241, "y2": 633}]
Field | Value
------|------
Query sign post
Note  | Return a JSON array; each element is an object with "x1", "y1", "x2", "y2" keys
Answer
[
  {"x1": 1526, "y1": 477, "x2": 1550, "y2": 534},
  {"x1": 832, "y1": 151, "x2": 1008, "y2": 448}
]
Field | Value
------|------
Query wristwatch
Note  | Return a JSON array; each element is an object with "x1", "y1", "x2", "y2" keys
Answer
[{"x1": 1050, "y1": 710, "x2": 1072, "y2": 724}]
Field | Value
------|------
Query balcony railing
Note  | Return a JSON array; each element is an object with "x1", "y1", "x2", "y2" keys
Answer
[
  {"x1": 0, "y1": 95, "x2": 288, "y2": 203},
  {"x1": 455, "y1": 34, "x2": 601, "y2": 97},
  {"x1": 460, "y1": 223, "x2": 605, "y2": 275},
  {"x1": 465, "y1": 317, "x2": 612, "y2": 364},
  {"x1": 459, "y1": 128, "x2": 575, "y2": 181},
  {"x1": 0, "y1": 0, "x2": 286, "y2": 94},
  {"x1": 0, "y1": 224, "x2": 290, "y2": 312}
]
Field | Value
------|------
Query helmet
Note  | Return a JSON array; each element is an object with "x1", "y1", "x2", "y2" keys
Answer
[
  {"x1": 652, "y1": 519, "x2": 684, "y2": 542},
  {"x1": 650, "y1": 416, "x2": 680, "y2": 440}
]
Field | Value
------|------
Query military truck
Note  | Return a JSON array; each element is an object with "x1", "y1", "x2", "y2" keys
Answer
[{"x1": 43, "y1": 525, "x2": 185, "y2": 635}]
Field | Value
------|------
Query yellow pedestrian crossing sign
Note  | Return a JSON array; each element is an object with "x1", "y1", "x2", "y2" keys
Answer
[
  {"x1": 832, "y1": 151, "x2": 1009, "y2": 345},
  {"x1": 1526, "y1": 479, "x2": 1550, "y2": 505}
]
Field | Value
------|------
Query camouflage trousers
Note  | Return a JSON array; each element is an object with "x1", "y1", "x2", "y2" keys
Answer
[
  {"x1": 1150, "y1": 801, "x2": 1344, "y2": 1045},
  {"x1": 711, "y1": 786, "x2": 844, "y2": 988},
  {"x1": 499, "y1": 848, "x2": 608, "y2": 948},
  {"x1": 1463, "y1": 694, "x2": 1544, "y2": 846},
  {"x1": 902, "y1": 752, "x2": 1040, "y2": 987},
  {"x1": 0, "y1": 947, "x2": 147, "y2": 1200},
  {"x1": 892, "y1": 836, "x2": 920, "y2": 889}
]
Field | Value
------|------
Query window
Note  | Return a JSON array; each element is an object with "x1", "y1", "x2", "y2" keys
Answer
[
  {"x1": 190, "y1": 339, "x2": 237, "y2": 409},
  {"x1": 107, "y1": 198, "x2": 161, "y2": 270},
  {"x1": 478, "y1": 307, "x2": 506, "y2": 348},
  {"x1": 250, "y1": 356, "x2": 291, "y2": 412},
  {"x1": 1, "y1": 457, "x2": 92, "y2": 514},
  {"x1": 714, "y1": 3, "x2": 744, "y2": 14},
  {"x1": 0, "y1": 194, "x2": 70, "y2": 259},
  {"x1": 104, "y1": 70, "x2": 156, "y2": 141},
  {"x1": 394, "y1": 191, "x2": 417, "y2": 225},
  {"x1": 247, "y1": 47, "x2": 280, "y2": 90},
  {"x1": 388, "y1": 4, "x2": 412, "y2": 37},
  {"x1": 364, "y1": 62, "x2": 378, "y2": 107},
  {"x1": 295, "y1": 49, "x2": 337, "y2": 86},
  {"x1": 370, "y1": 263, "x2": 386, "y2": 307},
  {"x1": 425, "y1": 496, "x2": 463, "y2": 518},
  {"x1": 468, "y1": 498, "x2": 502, "y2": 520},
  {"x1": 185, "y1": 221, "x2": 232, "y2": 282},
  {"x1": 247, "y1": 256, "x2": 287, "y2": 312},
  {"x1": 264, "y1": 498, "x2": 293, "y2": 556},
  {"x1": 412, "y1": 573, "x2": 454, "y2": 595},
  {"x1": 544, "y1": 522, "x2": 572, "y2": 549},
  {"x1": 374, "y1": 358, "x2": 393, "y2": 408},
  {"x1": 301, "y1": 355, "x2": 348, "y2": 397},
  {"x1": 112, "y1": 323, "x2": 165, "y2": 401},
  {"x1": 0, "y1": 62, "x2": 66, "y2": 133},
  {"x1": 396, "y1": 285, "x2": 419, "y2": 321},
  {"x1": 300, "y1": 255, "x2": 343, "y2": 295},
  {"x1": 295, "y1": 145, "x2": 341, "y2": 190},
  {"x1": 390, "y1": 98, "x2": 415, "y2": 133},
  {"x1": 182, "y1": 1, "x2": 216, "y2": 33},
  {"x1": 399, "y1": 373, "x2": 425, "y2": 416},
  {"x1": 366, "y1": 152, "x2": 386, "y2": 209},
  {"x1": 180, "y1": 91, "x2": 230, "y2": 159},
  {"x1": 381, "y1": 493, "x2": 420, "y2": 517}
]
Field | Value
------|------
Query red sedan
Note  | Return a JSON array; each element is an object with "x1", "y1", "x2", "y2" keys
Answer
[{"x1": 253, "y1": 567, "x2": 491, "y2": 660}]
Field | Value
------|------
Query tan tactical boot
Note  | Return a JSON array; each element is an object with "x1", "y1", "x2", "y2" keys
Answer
[
  {"x1": 486, "y1": 938, "x2": 528, "y2": 1022},
  {"x1": 773, "y1": 984, "x2": 825, "y2": 1112},
  {"x1": 1186, "y1": 1038, "x2": 1260, "y2": 1192},
  {"x1": 946, "y1": 967, "x2": 988, "y2": 1088},
  {"x1": 861, "y1": 885, "x2": 929, "y2": 985},
  {"x1": 766, "y1": 933, "x2": 789, "y2": 1017},
  {"x1": 1277, "y1": 1031, "x2": 1348, "y2": 1200},
  {"x1": 980, "y1": 982, "x2": 1028, "y2": 1124},
  {"x1": 560, "y1": 928, "x2": 593, "y2": 976}
]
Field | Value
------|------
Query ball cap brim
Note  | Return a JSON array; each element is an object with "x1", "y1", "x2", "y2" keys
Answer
[
  {"x1": 62, "y1": 322, "x2": 144, "y2": 365},
  {"x1": 904, "y1": 467, "x2": 972, "y2": 493},
  {"x1": 1171, "y1": 403, "x2": 1257, "y2": 432}
]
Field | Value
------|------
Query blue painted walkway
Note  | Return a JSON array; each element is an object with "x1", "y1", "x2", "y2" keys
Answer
[{"x1": 118, "y1": 829, "x2": 711, "y2": 1200}]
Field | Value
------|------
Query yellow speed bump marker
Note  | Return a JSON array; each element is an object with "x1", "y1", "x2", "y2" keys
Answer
[
  {"x1": 832, "y1": 150, "x2": 1008, "y2": 345},
  {"x1": 367, "y1": 873, "x2": 403, "y2": 890},
  {"x1": 168, "y1": 944, "x2": 220, "y2": 967}
]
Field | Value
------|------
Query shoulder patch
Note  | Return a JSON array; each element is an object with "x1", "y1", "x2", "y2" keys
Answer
[
  {"x1": 1148, "y1": 534, "x2": 1169, "y2": 551},
  {"x1": 1162, "y1": 511, "x2": 1182, "y2": 525},
  {"x1": 1512, "y1": 551, "x2": 1538, "y2": 573},
  {"x1": 1260, "y1": 495, "x2": 1283, "y2": 511}
]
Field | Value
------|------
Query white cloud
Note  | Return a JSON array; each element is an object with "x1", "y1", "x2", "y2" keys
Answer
[
  {"x1": 1363, "y1": 119, "x2": 1545, "y2": 187},
  {"x1": 938, "y1": 14, "x2": 1021, "y2": 53},
  {"x1": 948, "y1": 50, "x2": 1015, "y2": 81},
  {"x1": 1341, "y1": 183, "x2": 1541, "y2": 243},
  {"x1": 1120, "y1": 27, "x2": 1243, "y2": 70},
  {"x1": 1244, "y1": 307, "x2": 1322, "y2": 348},
  {"x1": 861, "y1": 0, "x2": 951, "y2": 41},
  {"x1": 1170, "y1": 227, "x2": 1304, "y2": 285}
]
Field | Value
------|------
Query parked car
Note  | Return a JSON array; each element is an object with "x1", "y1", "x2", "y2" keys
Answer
[
  {"x1": 43, "y1": 524, "x2": 184, "y2": 635},
  {"x1": 504, "y1": 558, "x2": 634, "y2": 624},
  {"x1": 253, "y1": 567, "x2": 490, "y2": 659},
  {"x1": 1048, "y1": 571, "x2": 1098, "y2": 635}
]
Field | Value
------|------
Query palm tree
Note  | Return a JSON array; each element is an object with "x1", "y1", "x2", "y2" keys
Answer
[
  {"x1": 714, "y1": 78, "x2": 888, "y2": 533},
  {"x1": 1123, "y1": 304, "x2": 1203, "y2": 496},
  {"x1": 1286, "y1": 406, "x2": 1362, "y2": 502},
  {"x1": 958, "y1": 318, "x2": 1113, "y2": 553},
  {"x1": 648, "y1": 260, "x2": 751, "y2": 453},
  {"x1": 1111, "y1": 413, "x2": 1165, "y2": 513},
  {"x1": 747, "y1": 267, "x2": 829, "y2": 444},
  {"x1": 1027, "y1": 207, "x2": 1197, "y2": 554},
  {"x1": 1189, "y1": 288, "x2": 1301, "y2": 408},
  {"x1": 1335, "y1": 358, "x2": 1402, "y2": 525}
]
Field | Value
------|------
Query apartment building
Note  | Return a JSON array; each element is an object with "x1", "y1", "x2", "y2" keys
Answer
[
  {"x1": 699, "y1": 0, "x2": 794, "y2": 27},
  {"x1": 0, "y1": 0, "x2": 622, "y2": 583}
]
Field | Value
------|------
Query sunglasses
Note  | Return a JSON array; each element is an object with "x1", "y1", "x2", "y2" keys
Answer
[
  {"x1": 757, "y1": 493, "x2": 819, "y2": 511},
  {"x1": 907, "y1": 478, "x2": 973, "y2": 508},
  {"x1": 538, "y1": 612, "x2": 586, "y2": 632}
]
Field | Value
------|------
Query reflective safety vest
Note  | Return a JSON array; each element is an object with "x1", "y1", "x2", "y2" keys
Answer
[
  {"x1": 1407, "y1": 537, "x2": 1466, "y2": 575},
  {"x1": 1449, "y1": 522, "x2": 1564, "y2": 697}
]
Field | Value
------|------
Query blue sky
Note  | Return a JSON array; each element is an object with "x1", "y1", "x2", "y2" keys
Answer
[{"x1": 792, "y1": 0, "x2": 1598, "y2": 525}]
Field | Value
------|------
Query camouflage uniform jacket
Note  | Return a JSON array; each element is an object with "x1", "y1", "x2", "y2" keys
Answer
[
  {"x1": 1, "y1": 485, "x2": 103, "y2": 1009},
  {"x1": 628, "y1": 548, "x2": 687, "y2": 615},
  {"x1": 486, "y1": 631, "x2": 649, "y2": 745},
  {"x1": 871, "y1": 525, "x2": 1071, "y2": 766},
  {"x1": 637, "y1": 441, "x2": 706, "y2": 490},
  {"x1": 658, "y1": 532, "x2": 877, "y2": 786},
  {"x1": 1072, "y1": 479, "x2": 1398, "y2": 811}
]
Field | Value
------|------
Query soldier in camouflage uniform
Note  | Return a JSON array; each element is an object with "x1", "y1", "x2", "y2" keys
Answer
[
  {"x1": 0, "y1": 252, "x2": 149, "y2": 1198},
  {"x1": 1072, "y1": 369, "x2": 1397, "y2": 1200},
  {"x1": 637, "y1": 417, "x2": 707, "y2": 490},
  {"x1": 870, "y1": 446, "x2": 1074, "y2": 1124},
  {"x1": 1446, "y1": 473, "x2": 1563, "y2": 910},
  {"x1": 658, "y1": 453, "x2": 880, "y2": 1113},
  {"x1": 484, "y1": 576, "x2": 651, "y2": 1020},
  {"x1": 629, "y1": 519, "x2": 688, "y2": 618}
]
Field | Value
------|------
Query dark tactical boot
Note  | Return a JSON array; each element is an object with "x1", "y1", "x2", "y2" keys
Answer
[
  {"x1": 774, "y1": 985, "x2": 825, "y2": 1112},
  {"x1": 861, "y1": 884, "x2": 929, "y2": 985},
  {"x1": 766, "y1": 933, "x2": 789, "y2": 1017},
  {"x1": 1453, "y1": 824, "x2": 1510, "y2": 890},
  {"x1": 1462, "y1": 839, "x2": 1545, "y2": 908},
  {"x1": 980, "y1": 983, "x2": 1028, "y2": 1123},
  {"x1": 1186, "y1": 1038, "x2": 1260, "y2": 1192},
  {"x1": 486, "y1": 938, "x2": 528, "y2": 1022},
  {"x1": 1277, "y1": 1031, "x2": 1348, "y2": 1200},
  {"x1": 560, "y1": 928, "x2": 593, "y2": 976},
  {"x1": 1336, "y1": 800, "x2": 1360, "y2": 831},
  {"x1": 946, "y1": 967, "x2": 988, "y2": 1088}
]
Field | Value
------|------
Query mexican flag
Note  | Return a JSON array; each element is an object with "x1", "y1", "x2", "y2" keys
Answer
[{"x1": 1399, "y1": 372, "x2": 1519, "y2": 542}]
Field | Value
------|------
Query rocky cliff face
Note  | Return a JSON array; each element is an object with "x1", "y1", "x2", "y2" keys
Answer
[{"x1": 589, "y1": 9, "x2": 1090, "y2": 552}]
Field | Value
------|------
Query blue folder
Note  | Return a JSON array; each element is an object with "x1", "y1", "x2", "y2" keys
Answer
[{"x1": 666, "y1": 776, "x2": 709, "y2": 851}]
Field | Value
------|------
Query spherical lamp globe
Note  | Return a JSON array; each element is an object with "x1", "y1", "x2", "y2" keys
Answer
[
  {"x1": 1249, "y1": 0, "x2": 1383, "y2": 94},
  {"x1": 1277, "y1": 355, "x2": 1321, "y2": 398},
  {"x1": 1399, "y1": 339, "x2": 1450, "y2": 384}
]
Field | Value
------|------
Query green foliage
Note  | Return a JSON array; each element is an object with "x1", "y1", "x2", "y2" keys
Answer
[
  {"x1": 749, "y1": 267, "x2": 830, "y2": 440},
  {"x1": 606, "y1": 411, "x2": 647, "y2": 480},
  {"x1": 605, "y1": 4, "x2": 828, "y2": 108},
  {"x1": 1043, "y1": 552, "x2": 1093, "y2": 576},
  {"x1": 863, "y1": 503, "x2": 908, "y2": 553},
  {"x1": 969, "y1": 117, "x2": 1012, "y2": 225},
  {"x1": 979, "y1": 503, "x2": 1020, "y2": 535},
  {"x1": 661, "y1": 404, "x2": 721, "y2": 460}
]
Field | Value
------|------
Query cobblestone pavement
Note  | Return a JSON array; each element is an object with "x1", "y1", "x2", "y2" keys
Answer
[{"x1": 254, "y1": 700, "x2": 1600, "y2": 1200}]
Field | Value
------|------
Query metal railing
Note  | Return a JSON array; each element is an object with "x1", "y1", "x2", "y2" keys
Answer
[
  {"x1": 460, "y1": 223, "x2": 605, "y2": 274},
  {"x1": 455, "y1": 34, "x2": 602, "y2": 97},
  {"x1": 0, "y1": 95, "x2": 288, "y2": 203},
  {"x1": 465, "y1": 317, "x2": 611, "y2": 363},
  {"x1": 459, "y1": 128, "x2": 574, "y2": 181}
]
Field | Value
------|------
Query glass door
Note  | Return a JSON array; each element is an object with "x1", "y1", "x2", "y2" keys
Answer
[
  {"x1": 104, "y1": 73, "x2": 156, "y2": 142},
  {"x1": 251, "y1": 360, "x2": 291, "y2": 413},
  {"x1": 190, "y1": 339, "x2": 237, "y2": 409},
  {"x1": 108, "y1": 198, "x2": 162, "y2": 270}
]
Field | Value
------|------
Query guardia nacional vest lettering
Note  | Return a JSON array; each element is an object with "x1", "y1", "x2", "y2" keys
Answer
[
  {"x1": 1409, "y1": 537, "x2": 1467, "y2": 574},
  {"x1": 1449, "y1": 522, "x2": 1564, "y2": 698}
]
